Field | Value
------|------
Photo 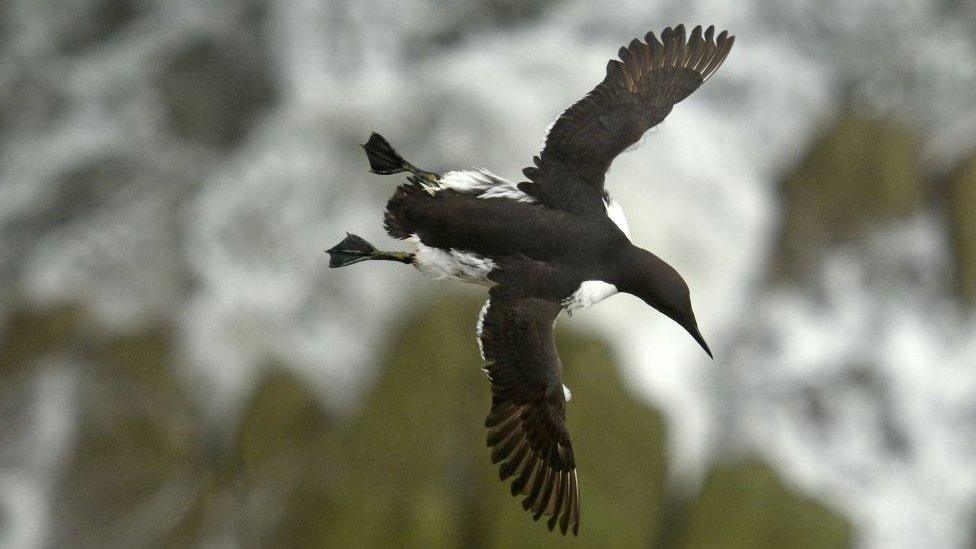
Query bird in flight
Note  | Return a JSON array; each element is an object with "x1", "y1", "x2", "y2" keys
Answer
[{"x1": 327, "y1": 24, "x2": 733, "y2": 536}]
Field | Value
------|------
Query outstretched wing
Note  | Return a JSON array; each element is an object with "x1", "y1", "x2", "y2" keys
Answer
[
  {"x1": 520, "y1": 24, "x2": 735, "y2": 213},
  {"x1": 477, "y1": 291, "x2": 580, "y2": 535}
]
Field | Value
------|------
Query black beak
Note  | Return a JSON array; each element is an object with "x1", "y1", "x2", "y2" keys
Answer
[{"x1": 686, "y1": 324, "x2": 713, "y2": 359}]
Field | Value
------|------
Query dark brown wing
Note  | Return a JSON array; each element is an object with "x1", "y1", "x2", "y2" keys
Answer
[
  {"x1": 520, "y1": 24, "x2": 735, "y2": 213},
  {"x1": 477, "y1": 291, "x2": 580, "y2": 535}
]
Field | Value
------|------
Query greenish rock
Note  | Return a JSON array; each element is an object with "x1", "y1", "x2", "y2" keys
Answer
[
  {"x1": 16, "y1": 299, "x2": 855, "y2": 547},
  {"x1": 673, "y1": 461, "x2": 852, "y2": 549},
  {"x1": 0, "y1": 304, "x2": 83, "y2": 375},
  {"x1": 487, "y1": 328, "x2": 670, "y2": 549},
  {"x1": 231, "y1": 367, "x2": 337, "y2": 547},
  {"x1": 291, "y1": 293, "x2": 669, "y2": 548},
  {"x1": 777, "y1": 117, "x2": 922, "y2": 279},
  {"x1": 234, "y1": 366, "x2": 333, "y2": 476},
  {"x1": 948, "y1": 154, "x2": 976, "y2": 305},
  {"x1": 317, "y1": 295, "x2": 488, "y2": 548},
  {"x1": 53, "y1": 326, "x2": 208, "y2": 549}
]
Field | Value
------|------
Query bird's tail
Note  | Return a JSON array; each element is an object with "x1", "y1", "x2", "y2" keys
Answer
[
  {"x1": 326, "y1": 233, "x2": 377, "y2": 268},
  {"x1": 362, "y1": 132, "x2": 439, "y2": 181}
]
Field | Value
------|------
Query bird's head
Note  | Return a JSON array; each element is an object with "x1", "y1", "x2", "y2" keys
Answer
[{"x1": 616, "y1": 246, "x2": 712, "y2": 359}]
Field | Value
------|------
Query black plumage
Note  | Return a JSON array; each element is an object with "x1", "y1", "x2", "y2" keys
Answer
[
  {"x1": 522, "y1": 24, "x2": 734, "y2": 214},
  {"x1": 327, "y1": 24, "x2": 734, "y2": 536},
  {"x1": 480, "y1": 295, "x2": 579, "y2": 534}
]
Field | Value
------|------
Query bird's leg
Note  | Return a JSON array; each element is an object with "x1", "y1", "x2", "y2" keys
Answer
[
  {"x1": 370, "y1": 250, "x2": 414, "y2": 263},
  {"x1": 405, "y1": 164, "x2": 440, "y2": 183},
  {"x1": 362, "y1": 132, "x2": 439, "y2": 183},
  {"x1": 326, "y1": 233, "x2": 413, "y2": 268}
]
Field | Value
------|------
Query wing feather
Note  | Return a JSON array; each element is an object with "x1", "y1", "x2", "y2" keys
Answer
[
  {"x1": 478, "y1": 292, "x2": 580, "y2": 535},
  {"x1": 519, "y1": 24, "x2": 735, "y2": 214}
]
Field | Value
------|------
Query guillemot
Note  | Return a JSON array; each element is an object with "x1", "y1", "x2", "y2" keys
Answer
[{"x1": 327, "y1": 24, "x2": 733, "y2": 536}]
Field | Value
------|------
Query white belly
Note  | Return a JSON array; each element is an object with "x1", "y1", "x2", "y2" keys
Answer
[
  {"x1": 562, "y1": 280, "x2": 618, "y2": 315},
  {"x1": 406, "y1": 235, "x2": 495, "y2": 285},
  {"x1": 603, "y1": 195, "x2": 631, "y2": 239}
]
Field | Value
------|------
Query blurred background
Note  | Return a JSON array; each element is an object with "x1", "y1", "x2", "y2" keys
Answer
[{"x1": 2, "y1": 0, "x2": 976, "y2": 547}]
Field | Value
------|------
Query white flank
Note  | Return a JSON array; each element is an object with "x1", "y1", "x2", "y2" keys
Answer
[
  {"x1": 604, "y1": 195, "x2": 631, "y2": 239},
  {"x1": 405, "y1": 235, "x2": 496, "y2": 285},
  {"x1": 562, "y1": 280, "x2": 618, "y2": 315},
  {"x1": 477, "y1": 183, "x2": 533, "y2": 202},
  {"x1": 433, "y1": 169, "x2": 536, "y2": 203},
  {"x1": 476, "y1": 298, "x2": 490, "y2": 366},
  {"x1": 436, "y1": 169, "x2": 500, "y2": 194},
  {"x1": 563, "y1": 384, "x2": 572, "y2": 401}
]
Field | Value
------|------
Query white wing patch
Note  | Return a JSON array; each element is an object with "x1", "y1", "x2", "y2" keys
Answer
[
  {"x1": 428, "y1": 169, "x2": 536, "y2": 203},
  {"x1": 562, "y1": 280, "x2": 618, "y2": 315},
  {"x1": 604, "y1": 194, "x2": 631, "y2": 239},
  {"x1": 406, "y1": 235, "x2": 496, "y2": 285}
]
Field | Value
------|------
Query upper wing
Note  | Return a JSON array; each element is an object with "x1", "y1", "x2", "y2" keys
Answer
[
  {"x1": 520, "y1": 24, "x2": 735, "y2": 213},
  {"x1": 477, "y1": 290, "x2": 580, "y2": 535}
]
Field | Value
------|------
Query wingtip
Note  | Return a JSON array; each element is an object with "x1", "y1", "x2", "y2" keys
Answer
[{"x1": 627, "y1": 24, "x2": 734, "y2": 77}]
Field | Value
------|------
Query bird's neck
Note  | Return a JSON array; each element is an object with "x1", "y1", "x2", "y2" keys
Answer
[{"x1": 613, "y1": 245, "x2": 675, "y2": 308}]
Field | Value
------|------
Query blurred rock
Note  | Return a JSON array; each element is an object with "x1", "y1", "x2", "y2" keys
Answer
[
  {"x1": 157, "y1": 34, "x2": 276, "y2": 151},
  {"x1": 280, "y1": 293, "x2": 669, "y2": 548},
  {"x1": 13, "y1": 296, "x2": 856, "y2": 547},
  {"x1": 48, "y1": 155, "x2": 142, "y2": 227},
  {"x1": 0, "y1": 304, "x2": 83, "y2": 375},
  {"x1": 477, "y1": 0, "x2": 561, "y2": 25},
  {"x1": 673, "y1": 462, "x2": 852, "y2": 549},
  {"x1": 419, "y1": 0, "x2": 564, "y2": 50},
  {"x1": 0, "y1": 154, "x2": 137, "y2": 293},
  {"x1": 947, "y1": 154, "x2": 976, "y2": 305},
  {"x1": 776, "y1": 117, "x2": 922, "y2": 280},
  {"x1": 50, "y1": 0, "x2": 146, "y2": 54},
  {"x1": 521, "y1": 327, "x2": 668, "y2": 547},
  {"x1": 53, "y1": 326, "x2": 209, "y2": 548},
  {"x1": 0, "y1": 304, "x2": 84, "y2": 473},
  {"x1": 0, "y1": 67, "x2": 69, "y2": 137},
  {"x1": 272, "y1": 293, "x2": 855, "y2": 547},
  {"x1": 231, "y1": 366, "x2": 337, "y2": 547},
  {"x1": 308, "y1": 295, "x2": 488, "y2": 548},
  {"x1": 235, "y1": 367, "x2": 333, "y2": 477},
  {"x1": 0, "y1": 1, "x2": 9, "y2": 48}
]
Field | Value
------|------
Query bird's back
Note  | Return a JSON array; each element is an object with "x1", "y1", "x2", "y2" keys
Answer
[{"x1": 385, "y1": 180, "x2": 627, "y2": 267}]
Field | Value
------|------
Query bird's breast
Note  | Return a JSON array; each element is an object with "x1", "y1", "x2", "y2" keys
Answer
[{"x1": 561, "y1": 280, "x2": 618, "y2": 315}]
